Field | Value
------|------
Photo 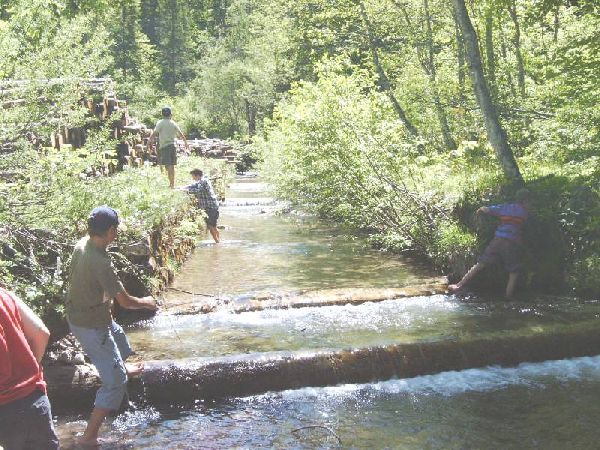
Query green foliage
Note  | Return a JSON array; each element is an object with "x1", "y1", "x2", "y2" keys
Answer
[
  {"x1": 1, "y1": 0, "x2": 599, "y2": 299},
  {"x1": 0, "y1": 145, "x2": 233, "y2": 319}
]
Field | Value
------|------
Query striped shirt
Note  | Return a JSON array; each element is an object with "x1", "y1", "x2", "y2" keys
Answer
[
  {"x1": 185, "y1": 178, "x2": 219, "y2": 210},
  {"x1": 488, "y1": 203, "x2": 528, "y2": 242}
]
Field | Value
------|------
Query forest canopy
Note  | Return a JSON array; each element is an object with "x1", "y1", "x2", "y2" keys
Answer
[{"x1": 1, "y1": 0, "x2": 599, "y2": 298}]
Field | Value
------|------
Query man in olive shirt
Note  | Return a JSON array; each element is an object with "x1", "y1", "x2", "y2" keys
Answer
[
  {"x1": 66, "y1": 206, "x2": 157, "y2": 447},
  {"x1": 148, "y1": 106, "x2": 189, "y2": 189}
]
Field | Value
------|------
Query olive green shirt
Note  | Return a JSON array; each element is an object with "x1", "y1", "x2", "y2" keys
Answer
[{"x1": 66, "y1": 236, "x2": 124, "y2": 328}]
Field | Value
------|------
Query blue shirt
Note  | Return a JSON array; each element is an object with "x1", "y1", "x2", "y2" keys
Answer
[{"x1": 488, "y1": 203, "x2": 528, "y2": 242}]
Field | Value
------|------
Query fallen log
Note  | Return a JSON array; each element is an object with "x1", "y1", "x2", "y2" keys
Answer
[
  {"x1": 45, "y1": 322, "x2": 600, "y2": 413},
  {"x1": 162, "y1": 279, "x2": 448, "y2": 315}
]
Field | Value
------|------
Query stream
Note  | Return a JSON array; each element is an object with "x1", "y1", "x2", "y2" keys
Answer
[{"x1": 54, "y1": 175, "x2": 600, "y2": 449}]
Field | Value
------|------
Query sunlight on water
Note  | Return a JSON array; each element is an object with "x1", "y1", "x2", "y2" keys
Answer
[
  {"x1": 54, "y1": 177, "x2": 600, "y2": 449},
  {"x1": 56, "y1": 356, "x2": 600, "y2": 449},
  {"x1": 127, "y1": 293, "x2": 600, "y2": 360}
]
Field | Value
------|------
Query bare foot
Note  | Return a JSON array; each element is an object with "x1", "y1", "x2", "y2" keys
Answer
[
  {"x1": 448, "y1": 284, "x2": 462, "y2": 293},
  {"x1": 125, "y1": 361, "x2": 144, "y2": 378},
  {"x1": 77, "y1": 436, "x2": 116, "y2": 447}
]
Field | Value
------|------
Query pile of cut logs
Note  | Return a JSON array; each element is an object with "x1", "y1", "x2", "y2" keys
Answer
[
  {"x1": 1, "y1": 78, "x2": 241, "y2": 178},
  {"x1": 187, "y1": 138, "x2": 240, "y2": 165}
]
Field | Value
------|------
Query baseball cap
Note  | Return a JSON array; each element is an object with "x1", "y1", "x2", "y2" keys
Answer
[{"x1": 88, "y1": 206, "x2": 126, "y2": 232}]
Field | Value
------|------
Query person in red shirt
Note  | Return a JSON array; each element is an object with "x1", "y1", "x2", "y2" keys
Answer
[{"x1": 0, "y1": 286, "x2": 59, "y2": 450}]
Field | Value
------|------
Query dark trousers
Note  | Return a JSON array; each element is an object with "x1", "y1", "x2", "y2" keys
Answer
[{"x1": 0, "y1": 389, "x2": 59, "y2": 450}]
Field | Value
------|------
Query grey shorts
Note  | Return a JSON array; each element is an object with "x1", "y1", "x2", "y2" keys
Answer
[
  {"x1": 68, "y1": 320, "x2": 133, "y2": 411},
  {"x1": 479, "y1": 236, "x2": 524, "y2": 273},
  {"x1": 203, "y1": 207, "x2": 219, "y2": 227},
  {"x1": 158, "y1": 144, "x2": 177, "y2": 166},
  {"x1": 0, "y1": 389, "x2": 59, "y2": 450}
]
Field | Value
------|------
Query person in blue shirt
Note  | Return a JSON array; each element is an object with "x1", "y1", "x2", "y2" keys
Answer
[{"x1": 449, "y1": 188, "x2": 531, "y2": 299}]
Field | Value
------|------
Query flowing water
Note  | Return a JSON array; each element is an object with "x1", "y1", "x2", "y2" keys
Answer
[{"x1": 55, "y1": 175, "x2": 600, "y2": 449}]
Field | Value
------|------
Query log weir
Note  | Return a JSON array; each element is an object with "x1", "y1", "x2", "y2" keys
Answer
[
  {"x1": 46, "y1": 323, "x2": 600, "y2": 413},
  {"x1": 162, "y1": 279, "x2": 449, "y2": 315}
]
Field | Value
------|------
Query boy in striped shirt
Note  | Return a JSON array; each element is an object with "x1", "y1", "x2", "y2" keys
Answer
[{"x1": 449, "y1": 189, "x2": 531, "y2": 299}]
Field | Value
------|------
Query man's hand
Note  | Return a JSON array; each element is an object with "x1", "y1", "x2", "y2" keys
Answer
[{"x1": 142, "y1": 295, "x2": 158, "y2": 311}]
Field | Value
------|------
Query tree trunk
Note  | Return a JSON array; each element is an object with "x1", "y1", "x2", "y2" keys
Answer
[
  {"x1": 484, "y1": 7, "x2": 496, "y2": 97},
  {"x1": 553, "y1": 5, "x2": 560, "y2": 43},
  {"x1": 451, "y1": 0, "x2": 524, "y2": 186},
  {"x1": 499, "y1": 24, "x2": 517, "y2": 98},
  {"x1": 423, "y1": 0, "x2": 457, "y2": 149},
  {"x1": 452, "y1": 8, "x2": 467, "y2": 102},
  {"x1": 508, "y1": 0, "x2": 526, "y2": 97},
  {"x1": 359, "y1": 2, "x2": 418, "y2": 137},
  {"x1": 245, "y1": 99, "x2": 256, "y2": 137}
]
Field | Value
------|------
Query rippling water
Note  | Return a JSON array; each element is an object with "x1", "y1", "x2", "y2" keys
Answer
[
  {"x1": 127, "y1": 294, "x2": 600, "y2": 360},
  {"x1": 54, "y1": 175, "x2": 600, "y2": 449},
  {"x1": 56, "y1": 356, "x2": 600, "y2": 449}
]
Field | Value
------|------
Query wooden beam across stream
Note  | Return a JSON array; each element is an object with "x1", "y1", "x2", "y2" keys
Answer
[
  {"x1": 162, "y1": 277, "x2": 450, "y2": 315},
  {"x1": 46, "y1": 322, "x2": 600, "y2": 413}
]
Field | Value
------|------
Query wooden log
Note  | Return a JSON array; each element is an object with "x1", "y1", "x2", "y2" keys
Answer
[
  {"x1": 123, "y1": 124, "x2": 143, "y2": 134},
  {"x1": 51, "y1": 133, "x2": 63, "y2": 150},
  {"x1": 95, "y1": 103, "x2": 105, "y2": 118},
  {"x1": 61, "y1": 127, "x2": 70, "y2": 144},
  {"x1": 45, "y1": 323, "x2": 600, "y2": 413},
  {"x1": 2, "y1": 99, "x2": 26, "y2": 109}
]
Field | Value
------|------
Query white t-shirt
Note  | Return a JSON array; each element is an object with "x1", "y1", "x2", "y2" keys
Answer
[{"x1": 154, "y1": 118, "x2": 181, "y2": 149}]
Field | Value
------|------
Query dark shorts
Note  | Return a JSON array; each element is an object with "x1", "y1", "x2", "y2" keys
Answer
[
  {"x1": 158, "y1": 144, "x2": 177, "y2": 166},
  {"x1": 203, "y1": 207, "x2": 219, "y2": 227},
  {"x1": 0, "y1": 389, "x2": 59, "y2": 450},
  {"x1": 479, "y1": 236, "x2": 524, "y2": 273}
]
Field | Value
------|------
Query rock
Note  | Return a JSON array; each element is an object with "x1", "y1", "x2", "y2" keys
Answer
[
  {"x1": 72, "y1": 353, "x2": 86, "y2": 365},
  {"x1": 122, "y1": 236, "x2": 152, "y2": 257}
]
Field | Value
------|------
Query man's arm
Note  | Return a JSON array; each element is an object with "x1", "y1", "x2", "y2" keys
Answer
[
  {"x1": 15, "y1": 295, "x2": 50, "y2": 363},
  {"x1": 176, "y1": 127, "x2": 190, "y2": 151},
  {"x1": 115, "y1": 290, "x2": 157, "y2": 311},
  {"x1": 147, "y1": 129, "x2": 156, "y2": 151}
]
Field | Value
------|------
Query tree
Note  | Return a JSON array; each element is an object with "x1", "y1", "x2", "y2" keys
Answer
[
  {"x1": 156, "y1": 0, "x2": 194, "y2": 93},
  {"x1": 360, "y1": 2, "x2": 418, "y2": 137},
  {"x1": 451, "y1": 0, "x2": 524, "y2": 185}
]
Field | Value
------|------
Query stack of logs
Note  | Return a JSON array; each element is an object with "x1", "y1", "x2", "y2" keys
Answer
[
  {"x1": 187, "y1": 138, "x2": 239, "y2": 165},
  {"x1": 1, "y1": 78, "x2": 241, "y2": 178}
]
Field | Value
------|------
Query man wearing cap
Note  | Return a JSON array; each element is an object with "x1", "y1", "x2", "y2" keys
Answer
[
  {"x1": 148, "y1": 107, "x2": 190, "y2": 189},
  {"x1": 66, "y1": 206, "x2": 157, "y2": 447}
]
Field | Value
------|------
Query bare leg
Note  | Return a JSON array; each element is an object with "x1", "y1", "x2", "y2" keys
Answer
[
  {"x1": 78, "y1": 407, "x2": 111, "y2": 447},
  {"x1": 448, "y1": 262, "x2": 487, "y2": 292},
  {"x1": 166, "y1": 165, "x2": 175, "y2": 189},
  {"x1": 208, "y1": 226, "x2": 220, "y2": 243},
  {"x1": 506, "y1": 272, "x2": 519, "y2": 299}
]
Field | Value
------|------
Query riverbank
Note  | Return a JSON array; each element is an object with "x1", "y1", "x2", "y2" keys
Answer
[
  {"x1": 0, "y1": 154, "x2": 234, "y2": 335},
  {"x1": 256, "y1": 72, "x2": 600, "y2": 297}
]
